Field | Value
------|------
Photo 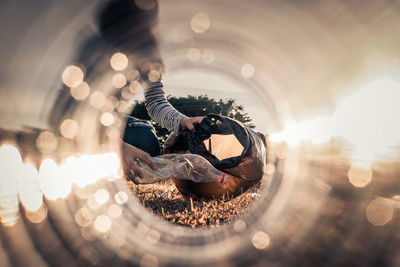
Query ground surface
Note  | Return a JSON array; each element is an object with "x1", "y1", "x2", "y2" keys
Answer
[{"x1": 128, "y1": 179, "x2": 263, "y2": 228}]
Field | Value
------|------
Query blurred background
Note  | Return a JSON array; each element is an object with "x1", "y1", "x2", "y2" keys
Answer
[{"x1": 1, "y1": 0, "x2": 400, "y2": 266}]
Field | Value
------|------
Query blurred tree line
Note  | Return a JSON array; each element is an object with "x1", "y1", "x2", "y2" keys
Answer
[{"x1": 130, "y1": 95, "x2": 255, "y2": 144}]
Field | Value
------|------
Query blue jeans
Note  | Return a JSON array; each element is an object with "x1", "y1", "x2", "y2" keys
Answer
[{"x1": 123, "y1": 116, "x2": 161, "y2": 157}]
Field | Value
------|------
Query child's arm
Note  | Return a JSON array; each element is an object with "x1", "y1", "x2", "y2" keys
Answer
[{"x1": 145, "y1": 80, "x2": 191, "y2": 133}]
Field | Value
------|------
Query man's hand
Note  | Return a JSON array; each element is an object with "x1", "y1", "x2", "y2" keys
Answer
[
  {"x1": 180, "y1": 116, "x2": 204, "y2": 132},
  {"x1": 121, "y1": 141, "x2": 157, "y2": 180}
]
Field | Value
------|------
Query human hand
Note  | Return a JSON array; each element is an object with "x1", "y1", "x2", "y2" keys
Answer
[
  {"x1": 180, "y1": 116, "x2": 204, "y2": 132},
  {"x1": 121, "y1": 141, "x2": 157, "y2": 180}
]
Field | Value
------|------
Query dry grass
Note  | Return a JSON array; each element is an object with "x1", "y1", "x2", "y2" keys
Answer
[{"x1": 127, "y1": 179, "x2": 262, "y2": 229}]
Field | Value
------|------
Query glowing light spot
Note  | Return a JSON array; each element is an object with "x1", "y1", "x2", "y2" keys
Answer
[
  {"x1": 108, "y1": 204, "x2": 122, "y2": 218},
  {"x1": 36, "y1": 131, "x2": 58, "y2": 154},
  {"x1": 60, "y1": 119, "x2": 79, "y2": 139},
  {"x1": 62, "y1": 153, "x2": 120, "y2": 188},
  {"x1": 233, "y1": 219, "x2": 246, "y2": 232},
  {"x1": 62, "y1": 65, "x2": 84, "y2": 87},
  {"x1": 100, "y1": 112, "x2": 115, "y2": 127},
  {"x1": 94, "y1": 189, "x2": 110, "y2": 205},
  {"x1": 25, "y1": 205, "x2": 47, "y2": 224},
  {"x1": 121, "y1": 87, "x2": 133, "y2": 100},
  {"x1": 90, "y1": 91, "x2": 106, "y2": 109},
  {"x1": 348, "y1": 162, "x2": 373, "y2": 188},
  {"x1": 102, "y1": 99, "x2": 116, "y2": 112},
  {"x1": 110, "y1": 52, "x2": 128, "y2": 71},
  {"x1": 0, "y1": 145, "x2": 21, "y2": 226},
  {"x1": 366, "y1": 198, "x2": 393, "y2": 226},
  {"x1": 191, "y1": 13, "x2": 210, "y2": 33},
  {"x1": 38, "y1": 158, "x2": 72, "y2": 200},
  {"x1": 70, "y1": 81, "x2": 90, "y2": 100},
  {"x1": 88, "y1": 194, "x2": 102, "y2": 210},
  {"x1": 241, "y1": 64, "x2": 255, "y2": 78},
  {"x1": 75, "y1": 208, "x2": 93, "y2": 227},
  {"x1": 187, "y1": 48, "x2": 201, "y2": 62},
  {"x1": 150, "y1": 62, "x2": 163, "y2": 73},
  {"x1": 140, "y1": 254, "x2": 158, "y2": 267},
  {"x1": 148, "y1": 70, "x2": 160, "y2": 82},
  {"x1": 202, "y1": 50, "x2": 215, "y2": 64},
  {"x1": 112, "y1": 73, "x2": 127, "y2": 88},
  {"x1": 94, "y1": 215, "x2": 112, "y2": 233},
  {"x1": 129, "y1": 81, "x2": 142, "y2": 93},
  {"x1": 127, "y1": 69, "x2": 140, "y2": 82},
  {"x1": 117, "y1": 100, "x2": 131, "y2": 113},
  {"x1": 135, "y1": 0, "x2": 156, "y2": 10},
  {"x1": 252, "y1": 231, "x2": 270, "y2": 249},
  {"x1": 17, "y1": 162, "x2": 43, "y2": 212},
  {"x1": 114, "y1": 191, "x2": 128, "y2": 205}
]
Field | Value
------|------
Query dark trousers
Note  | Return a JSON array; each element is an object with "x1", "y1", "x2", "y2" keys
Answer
[{"x1": 123, "y1": 116, "x2": 161, "y2": 157}]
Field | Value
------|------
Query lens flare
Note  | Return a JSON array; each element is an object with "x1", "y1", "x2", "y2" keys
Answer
[{"x1": 270, "y1": 75, "x2": 400, "y2": 162}]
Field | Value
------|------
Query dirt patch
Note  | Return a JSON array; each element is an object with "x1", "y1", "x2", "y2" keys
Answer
[{"x1": 128, "y1": 179, "x2": 263, "y2": 229}]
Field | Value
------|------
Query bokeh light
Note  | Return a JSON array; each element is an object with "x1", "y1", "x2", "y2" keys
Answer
[
  {"x1": 187, "y1": 48, "x2": 201, "y2": 62},
  {"x1": 108, "y1": 204, "x2": 122, "y2": 218},
  {"x1": 201, "y1": 50, "x2": 215, "y2": 64},
  {"x1": 70, "y1": 81, "x2": 90, "y2": 100},
  {"x1": 36, "y1": 131, "x2": 58, "y2": 154},
  {"x1": 100, "y1": 112, "x2": 115, "y2": 126},
  {"x1": 62, "y1": 65, "x2": 84, "y2": 87},
  {"x1": 60, "y1": 119, "x2": 80, "y2": 139},
  {"x1": 114, "y1": 191, "x2": 128, "y2": 205},
  {"x1": 38, "y1": 158, "x2": 72, "y2": 200},
  {"x1": 94, "y1": 215, "x2": 112, "y2": 233},
  {"x1": 251, "y1": 231, "x2": 270, "y2": 250},
  {"x1": 112, "y1": 73, "x2": 127, "y2": 88},
  {"x1": 127, "y1": 69, "x2": 140, "y2": 82},
  {"x1": 94, "y1": 188, "x2": 110, "y2": 205},
  {"x1": 0, "y1": 145, "x2": 21, "y2": 226},
  {"x1": 148, "y1": 70, "x2": 160, "y2": 82},
  {"x1": 17, "y1": 162, "x2": 43, "y2": 212},
  {"x1": 241, "y1": 64, "x2": 255, "y2": 78},
  {"x1": 366, "y1": 198, "x2": 394, "y2": 226},
  {"x1": 89, "y1": 91, "x2": 106, "y2": 109},
  {"x1": 110, "y1": 52, "x2": 129, "y2": 71},
  {"x1": 347, "y1": 162, "x2": 372, "y2": 188},
  {"x1": 191, "y1": 13, "x2": 210, "y2": 33}
]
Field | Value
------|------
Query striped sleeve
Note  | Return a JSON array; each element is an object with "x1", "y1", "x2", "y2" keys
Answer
[{"x1": 144, "y1": 80, "x2": 186, "y2": 133}]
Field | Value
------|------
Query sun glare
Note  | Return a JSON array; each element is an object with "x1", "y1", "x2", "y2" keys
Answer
[{"x1": 270, "y1": 74, "x2": 400, "y2": 163}]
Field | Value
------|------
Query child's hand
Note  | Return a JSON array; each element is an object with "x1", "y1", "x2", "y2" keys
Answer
[
  {"x1": 180, "y1": 117, "x2": 204, "y2": 132},
  {"x1": 121, "y1": 141, "x2": 157, "y2": 180}
]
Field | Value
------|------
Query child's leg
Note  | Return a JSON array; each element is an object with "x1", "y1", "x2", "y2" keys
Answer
[{"x1": 123, "y1": 116, "x2": 161, "y2": 157}]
